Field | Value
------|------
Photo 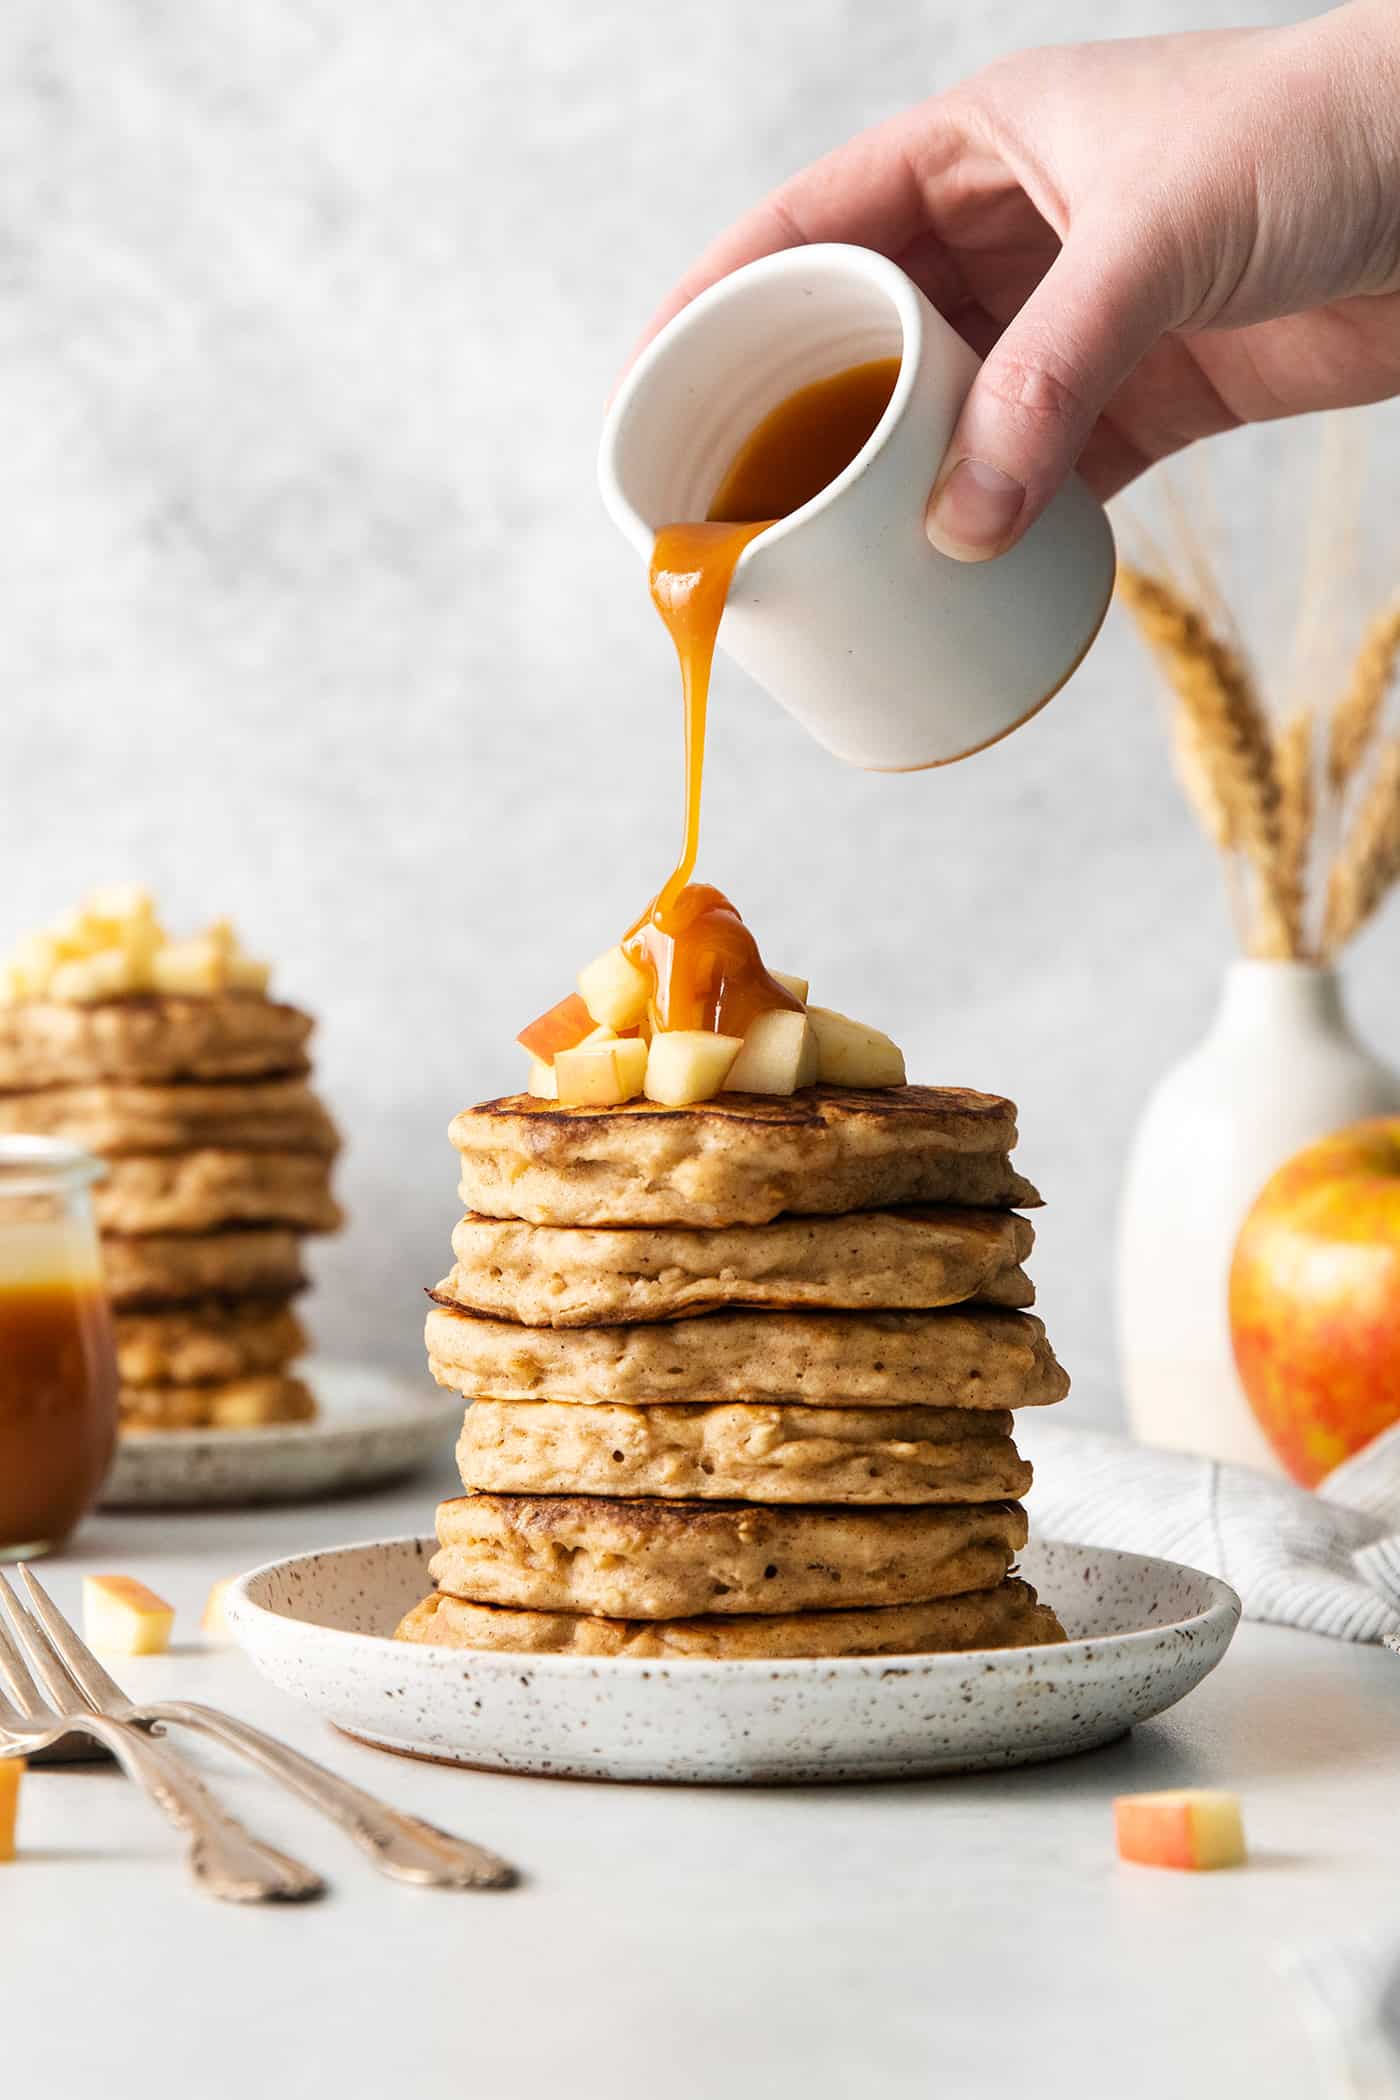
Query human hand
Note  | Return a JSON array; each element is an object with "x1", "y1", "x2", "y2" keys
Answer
[{"x1": 629, "y1": 1, "x2": 1400, "y2": 561}]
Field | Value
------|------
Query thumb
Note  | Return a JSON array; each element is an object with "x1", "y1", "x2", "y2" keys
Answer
[{"x1": 925, "y1": 232, "x2": 1172, "y2": 561}]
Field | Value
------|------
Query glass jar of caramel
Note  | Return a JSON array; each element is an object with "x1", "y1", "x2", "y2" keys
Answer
[{"x1": 0, "y1": 1139, "x2": 118, "y2": 1560}]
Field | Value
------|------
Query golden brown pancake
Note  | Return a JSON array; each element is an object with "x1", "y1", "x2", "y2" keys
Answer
[
  {"x1": 119, "y1": 1373, "x2": 316, "y2": 1432},
  {"x1": 456, "y1": 1398, "x2": 1032, "y2": 1505},
  {"x1": 0, "y1": 1076, "x2": 339, "y2": 1156},
  {"x1": 0, "y1": 994, "x2": 312, "y2": 1089},
  {"x1": 425, "y1": 1302, "x2": 1067, "y2": 1409},
  {"x1": 451, "y1": 1083, "x2": 1039, "y2": 1228},
  {"x1": 94, "y1": 1151, "x2": 341, "y2": 1235},
  {"x1": 101, "y1": 1228, "x2": 307, "y2": 1309},
  {"x1": 395, "y1": 1578, "x2": 1065, "y2": 1657},
  {"x1": 429, "y1": 1491, "x2": 1027, "y2": 1617},
  {"x1": 442, "y1": 1206, "x2": 1034, "y2": 1328},
  {"x1": 114, "y1": 1300, "x2": 306, "y2": 1386}
]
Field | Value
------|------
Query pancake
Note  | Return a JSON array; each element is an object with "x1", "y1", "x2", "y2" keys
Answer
[
  {"x1": 101, "y1": 1228, "x2": 307, "y2": 1309},
  {"x1": 119, "y1": 1373, "x2": 316, "y2": 1432},
  {"x1": 426, "y1": 1302, "x2": 1068, "y2": 1409},
  {"x1": 114, "y1": 1300, "x2": 306, "y2": 1386},
  {"x1": 429, "y1": 1492, "x2": 1027, "y2": 1617},
  {"x1": 0, "y1": 995, "x2": 313, "y2": 1090},
  {"x1": 93, "y1": 1150, "x2": 341, "y2": 1235},
  {"x1": 395, "y1": 1578, "x2": 1064, "y2": 1657},
  {"x1": 442, "y1": 1207, "x2": 1034, "y2": 1328},
  {"x1": 0, "y1": 1076, "x2": 339, "y2": 1157},
  {"x1": 456, "y1": 1399, "x2": 1032, "y2": 1505},
  {"x1": 451, "y1": 1083, "x2": 1040, "y2": 1228}
]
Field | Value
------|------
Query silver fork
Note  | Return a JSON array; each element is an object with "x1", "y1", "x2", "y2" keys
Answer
[
  {"x1": 17, "y1": 1569, "x2": 515, "y2": 1890},
  {"x1": 0, "y1": 1571, "x2": 323, "y2": 1903}
]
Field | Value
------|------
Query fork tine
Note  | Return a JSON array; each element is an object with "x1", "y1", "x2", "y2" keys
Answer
[
  {"x1": 0, "y1": 1569, "x2": 89, "y2": 1716},
  {"x1": 0, "y1": 1577, "x2": 54, "y2": 1722},
  {"x1": 18, "y1": 1568, "x2": 129, "y2": 1715}
]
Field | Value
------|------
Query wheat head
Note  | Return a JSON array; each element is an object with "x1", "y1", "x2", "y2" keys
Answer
[{"x1": 1324, "y1": 738, "x2": 1400, "y2": 953}]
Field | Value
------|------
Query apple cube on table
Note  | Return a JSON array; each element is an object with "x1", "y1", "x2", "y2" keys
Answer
[
  {"x1": 644, "y1": 1031, "x2": 743, "y2": 1106},
  {"x1": 578, "y1": 945, "x2": 649, "y2": 1032},
  {"x1": 724, "y1": 1009, "x2": 819, "y2": 1095},
  {"x1": 0, "y1": 1760, "x2": 22, "y2": 1862},
  {"x1": 201, "y1": 1577, "x2": 237, "y2": 1643},
  {"x1": 807, "y1": 1006, "x2": 906, "y2": 1088},
  {"x1": 556, "y1": 1036, "x2": 648, "y2": 1107},
  {"x1": 82, "y1": 1575, "x2": 175, "y2": 1657},
  {"x1": 1114, "y1": 1790, "x2": 1247, "y2": 1871}
]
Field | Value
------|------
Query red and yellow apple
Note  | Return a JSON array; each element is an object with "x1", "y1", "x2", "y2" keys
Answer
[{"x1": 1230, "y1": 1118, "x2": 1400, "y2": 1486}]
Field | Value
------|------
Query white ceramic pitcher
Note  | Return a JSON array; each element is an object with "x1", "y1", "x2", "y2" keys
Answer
[{"x1": 598, "y1": 243, "x2": 1116, "y2": 771}]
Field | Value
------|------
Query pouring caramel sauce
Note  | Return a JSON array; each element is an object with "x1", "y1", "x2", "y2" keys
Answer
[{"x1": 626, "y1": 356, "x2": 900, "y2": 1033}]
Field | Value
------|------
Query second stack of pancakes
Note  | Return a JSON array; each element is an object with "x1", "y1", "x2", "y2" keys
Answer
[
  {"x1": 403, "y1": 1083, "x2": 1068, "y2": 1658},
  {"x1": 0, "y1": 989, "x2": 341, "y2": 1431}
]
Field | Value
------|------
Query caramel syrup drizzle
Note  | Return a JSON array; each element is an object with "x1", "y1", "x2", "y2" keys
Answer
[{"x1": 625, "y1": 357, "x2": 900, "y2": 1036}]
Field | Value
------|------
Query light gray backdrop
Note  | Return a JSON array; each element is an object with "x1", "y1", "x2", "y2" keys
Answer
[{"x1": 4, "y1": 0, "x2": 1396, "y2": 1421}]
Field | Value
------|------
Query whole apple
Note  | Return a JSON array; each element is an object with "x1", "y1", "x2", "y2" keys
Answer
[{"x1": 1230, "y1": 1118, "x2": 1400, "y2": 1486}]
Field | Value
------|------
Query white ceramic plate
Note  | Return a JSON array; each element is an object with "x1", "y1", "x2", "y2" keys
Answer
[
  {"x1": 226, "y1": 1535, "x2": 1241, "y2": 1784},
  {"x1": 101, "y1": 1360, "x2": 460, "y2": 1510}
]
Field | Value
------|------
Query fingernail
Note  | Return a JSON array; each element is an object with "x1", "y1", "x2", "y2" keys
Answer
[{"x1": 927, "y1": 458, "x2": 1026, "y2": 559}]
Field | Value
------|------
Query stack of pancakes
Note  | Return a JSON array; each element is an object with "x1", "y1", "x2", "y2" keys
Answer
[
  {"x1": 399, "y1": 1084, "x2": 1068, "y2": 1658},
  {"x1": 0, "y1": 994, "x2": 341, "y2": 1432}
]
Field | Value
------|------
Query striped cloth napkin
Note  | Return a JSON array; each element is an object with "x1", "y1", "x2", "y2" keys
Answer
[{"x1": 1016, "y1": 1413, "x2": 1400, "y2": 1645}]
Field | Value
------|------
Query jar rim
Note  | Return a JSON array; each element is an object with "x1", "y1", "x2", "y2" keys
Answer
[{"x1": 0, "y1": 1136, "x2": 106, "y2": 1191}]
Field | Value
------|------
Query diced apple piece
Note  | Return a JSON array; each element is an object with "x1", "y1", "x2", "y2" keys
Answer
[
  {"x1": 151, "y1": 938, "x2": 225, "y2": 996},
  {"x1": 578, "y1": 944, "x2": 650, "y2": 1031},
  {"x1": 1114, "y1": 1791, "x2": 1247, "y2": 1871},
  {"x1": 724, "y1": 1009, "x2": 819, "y2": 1096},
  {"x1": 771, "y1": 971, "x2": 809, "y2": 1006},
  {"x1": 580, "y1": 1023, "x2": 618, "y2": 1047},
  {"x1": 807, "y1": 1005, "x2": 905, "y2": 1088},
  {"x1": 201, "y1": 1577, "x2": 237, "y2": 1642},
  {"x1": 526, "y1": 1054, "x2": 558, "y2": 1100},
  {"x1": 644, "y1": 1030, "x2": 743, "y2": 1107},
  {"x1": 47, "y1": 950, "x2": 139, "y2": 1003},
  {"x1": 556, "y1": 1036, "x2": 648, "y2": 1107},
  {"x1": 0, "y1": 1760, "x2": 22, "y2": 1861},
  {"x1": 85, "y1": 882, "x2": 156, "y2": 925},
  {"x1": 83, "y1": 1575, "x2": 175, "y2": 1656},
  {"x1": 517, "y1": 992, "x2": 593, "y2": 1061}
]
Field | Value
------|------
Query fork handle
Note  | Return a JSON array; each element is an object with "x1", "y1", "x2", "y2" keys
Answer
[
  {"x1": 80, "y1": 1714, "x2": 324, "y2": 1903},
  {"x1": 146, "y1": 1701, "x2": 515, "y2": 1889}
]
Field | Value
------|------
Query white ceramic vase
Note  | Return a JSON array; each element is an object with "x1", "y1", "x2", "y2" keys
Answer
[{"x1": 1118, "y1": 960, "x2": 1400, "y2": 1472}]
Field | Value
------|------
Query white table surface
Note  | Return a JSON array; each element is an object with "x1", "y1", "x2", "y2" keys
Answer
[{"x1": 8, "y1": 1466, "x2": 1400, "y2": 2100}]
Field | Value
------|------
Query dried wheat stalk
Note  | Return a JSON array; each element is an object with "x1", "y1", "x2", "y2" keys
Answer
[
  {"x1": 1170, "y1": 710, "x2": 1236, "y2": 850},
  {"x1": 1324, "y1": 738, "x2": 1400, "y2": 953},
  {"x1": 1117, "y1": 565, "x2": 1290, "y2": 952},
  {"x1": 1271, "y1": 706, "x2": 1316, "y2": 959},
  {"x1": 1326, "y1": 596, "x2": 1400, "y2": 796}
]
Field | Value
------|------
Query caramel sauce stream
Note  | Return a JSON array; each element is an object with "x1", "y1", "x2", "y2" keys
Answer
[{"x1": 626, "y1": 356, "x2": 901, "y2": 1035}]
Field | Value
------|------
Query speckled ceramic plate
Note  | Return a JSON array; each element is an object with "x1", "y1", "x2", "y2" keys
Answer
[
  {"x1": 101, "y1": 1361, "x2": 460, "y2": 1510},
  {"x1": 226, "y1": 1535, "x2": 1240, "y2": 1783}
]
